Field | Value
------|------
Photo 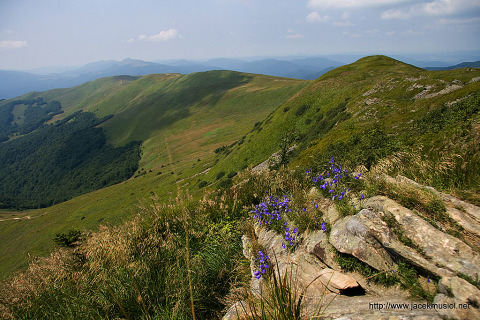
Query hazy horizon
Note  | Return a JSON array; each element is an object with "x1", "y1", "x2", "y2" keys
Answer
[{"x1": 1, "y1": 0, "x2": 479, "y2": 70}]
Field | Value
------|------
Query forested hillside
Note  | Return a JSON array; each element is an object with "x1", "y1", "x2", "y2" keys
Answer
[{"x1": 0, "y1": 110, "x2": 141, "y2": 209}]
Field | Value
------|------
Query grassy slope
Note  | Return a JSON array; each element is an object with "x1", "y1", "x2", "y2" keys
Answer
[
  {"x1": 2, "y1": 56, "x2": 479, "y2": 279},
  {"x1": 0, "y1": 71, "x2": 307, "y2": 279},
  {"x1": 207, "y1": 55, "x2": 480, "y2": 181}
]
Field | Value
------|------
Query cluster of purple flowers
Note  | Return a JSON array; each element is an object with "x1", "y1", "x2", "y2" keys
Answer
[
  {"x1": 253, "y1": 251, "x2": 270, "y2": 279},
  {"x1": 308, "y1": 202, "x2": 328, "y2": 231},
  {"x1": 282, "y1": 222, "x2": 299, "y2": 249},
  {"x1": 251, "y1": 194, "x2": 292, "y2": 226},
  {"x1": 309, "y1": 157, "x2": 364, "y2": 202}
]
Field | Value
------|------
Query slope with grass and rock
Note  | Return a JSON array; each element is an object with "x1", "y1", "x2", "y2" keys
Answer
[
  {"x1": 0, "y1": 55, "x2": 479, "y2": 319},
  {"x1": 0, "y1": 70, "x2": 307, "y2": 279}
]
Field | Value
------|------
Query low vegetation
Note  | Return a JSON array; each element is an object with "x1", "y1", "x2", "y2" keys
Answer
[{"x1": 0, "y1": 56, "x2": 479, "y2": 318}]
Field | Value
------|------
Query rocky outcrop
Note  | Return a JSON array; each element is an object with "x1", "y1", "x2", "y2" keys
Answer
[
  {"x1": 366, "y1": 196, "x2": 480, "y2": 280},
  {"x1": 224, "y1": 175, "x2": 480, "y2": 320},
  {"x1": 393, "y1": 175, "x2": 480, "y2": 239}
]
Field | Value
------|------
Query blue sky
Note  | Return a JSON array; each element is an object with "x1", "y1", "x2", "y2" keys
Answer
[{"x1": 1, "y1": 0, "x2": 479, "y2": 70}]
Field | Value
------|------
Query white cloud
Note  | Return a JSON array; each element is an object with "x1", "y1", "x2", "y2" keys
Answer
[
  {"x1": 342, "y1": 12, "x2": 350, "y2": 20},
  {"x1": 0, "y1": 40, "x2": 27, "y2": 49},
  {"x1": 365, "y1": 28, "x2": 380, "y2": 35},
  {"x1": 381, "y1": 9, "x2": 411, "y2": 19},
  {"x1": 402, "y1": 29, "x2": 424, "y2": 35},
  {"x1": 421, "y1": 0, "x2": 461, "y2": 15},
  {"x1": 306, "y1": 11, "x2": 332, "y2": 23},
  {"x1": 286, "y1": 33, "x2": 305, "y2": 39},
  {"x1": 333, "y1": 21, "x2": 355, "y2": 27},
  {"x1": 139, "y1": 29, "x2": 180, "y2": 41},
  {"x1": 381, "y1": 0, "x2": 480, "y2": 19},
  {"x1": 308, "y1": 0, "x2": 413, "y2": 9},
  {"x1": 386, "y1": 30, "x2": 396, "y2": 35},
  {"x1": 437, "y1": 16, "x2": 480, "y2": 24}
]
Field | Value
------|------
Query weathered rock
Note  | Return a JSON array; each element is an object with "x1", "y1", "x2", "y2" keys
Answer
[
  {"x1": 326, "y1": 202, "x2": 342, "y2": 226},
  {"x1": 317, "y1": 268, "x2": 361, "y2": 294},
  {"x1": 242, "y1": 235, "x2": 253, "y2": 259},
  {"x1": 434, "y1": 293, "x2": 480, "y2": 320},
  {"x1": 329, "y1": 209, "x2": 396, "y2": 272},
  {"x1": 304, "y1": 230, "x2": 341, "y2": 270},
  {"x1": 228, "y1": 185, "x2": 480, "y2": 319},
  {"x1": 394, "y1": 175, "x2": 480, "y2": 238},
  {"x1": 438, "y1": 276, "x2": 480, "y2": 308},
  {"x1": 254, "y1": 225, "x2": 286, "y2": 258},
  {"x1": 366, "y1": 196, "x2": 480, "y2": 280},
  {"x1": 254, "y1": 225, "x2": 331, "y2": 300},
  {"x1": 315, "y1": 295, "x2": 442, "y2": 319},
  {"x1": 383, "y1": 239, "x2": 453, "y2": 278},
  {"x1": 309, "y1": 186, "x2": 320, "y2": 197},
  {"x1": 330, "y1": 207, "x2": 454, "y2": 278}
]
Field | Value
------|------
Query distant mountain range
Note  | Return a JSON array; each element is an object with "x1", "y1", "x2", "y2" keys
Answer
[
  {"x1": 0, "y1": 57, "x2": 341, "y2": 99},
  {"x1": 1, "y1": 56, "x2": 479, "y2": 99},
  {"x1": 424, "y1": 61, "x2": 480, "y2": 71}
]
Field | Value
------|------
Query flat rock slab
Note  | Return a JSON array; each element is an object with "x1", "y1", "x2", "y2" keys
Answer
[
  {"x1": 393, "y1": 175, "x2": 480, "y2": 238},
  {"x1": 434, "y1": 293, "x2": 480, "y2": 320},
  {"x1": 438, "y1": 276, "x2": 480, "y2": 308},
  {"x1": 366, "y1": 196, "x2": 480, "y2": 280},
  {"x1": 315, "y1": 295, "x2": 443, "y2": 319}
]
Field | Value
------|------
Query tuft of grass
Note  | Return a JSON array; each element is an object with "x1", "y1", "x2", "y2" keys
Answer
[
  {"x1": 0, "y1": 192, "x2": 244, "y2": 320},
  {"x1": 457, "y1": 273, "x2": 480, "y2": 290}
]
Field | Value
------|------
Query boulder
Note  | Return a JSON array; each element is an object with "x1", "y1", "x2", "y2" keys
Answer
[
  {"x1": 316, "y1": 295, "x2": 442, "y2": 319},
  {"x1": 329, "y1": 209, "x2": 396, "y2": 272},
  {"x1": 317, "y1": 268, "x2": 361, "y2": 294},
  {"x1": 434, "y1": 293, "x2": 480, "y2": 320},
  {"x1": 330, "y1": 207, "x2": 454, "y2": 278},
  {"x1": 304, "y1": 230, "x2": 340, "y2": 270}
]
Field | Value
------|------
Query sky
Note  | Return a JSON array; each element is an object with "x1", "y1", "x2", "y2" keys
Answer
[{"x1": 0, "y1": 0, "x2": 479, "y2": 70}]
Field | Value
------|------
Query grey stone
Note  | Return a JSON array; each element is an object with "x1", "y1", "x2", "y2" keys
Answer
[
  {"x1": 394, "y1": 175, "x2": 480, "y2": 238},
  {"x1": 330, "y1": 206, "x2": 453, "y2": 278},
  {"x1": 329, "y1": 209, "x2": 396, "y2": 272},
  {"x1": 366, "y1": 196, "x2": 480, "y2": 280},
  {"x1": 438, "y1": 276, "x2": 480, "y2": 308},
  {"x1": 305, "y1": 230, "x2": 340, "y2": 270},
  {"x1": 434, "y1": 293, "x2": 480, "y2": 320},
  {"x1": 316, "y1": 295, "x2": 442, "y2": 319},
  {"x1": 242, "y1": 235, "x2": 253, "y2": 259}
]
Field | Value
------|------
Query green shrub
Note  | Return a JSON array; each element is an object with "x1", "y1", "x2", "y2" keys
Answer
[
  {"x1": 295, "y1": 104, "x2": 309, "y2": 116},
  {"x1": 216, "y1": 171, "x2": 226, "y2": 180},
  {"x1": 53, "y1": 229, "x2": 83, "y2": 247}
]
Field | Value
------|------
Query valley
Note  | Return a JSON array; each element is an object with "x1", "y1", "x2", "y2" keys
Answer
[{"x1": 0, "y1": 55, "x2": 479, "y2": 319}]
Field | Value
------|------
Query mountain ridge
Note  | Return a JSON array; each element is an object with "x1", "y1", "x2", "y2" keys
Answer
[{"x1": 0, "y1": 55, "x2": 479, "y2": 285}]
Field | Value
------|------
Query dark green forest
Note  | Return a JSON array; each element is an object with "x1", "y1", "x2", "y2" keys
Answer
[
  {"x1": 0, "y1": 97, "x2": 64, "y2": 142},
  {"x1": 0, "y1": 107, "x2": 141, "y2": 209}
]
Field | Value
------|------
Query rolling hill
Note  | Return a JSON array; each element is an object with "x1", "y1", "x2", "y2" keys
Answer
[
  {"x1": 0, "y1": 57, "x2": 341, "y2": 99},
  {"x1": 0, "y1": 55, "x2": 479, "y2": 284},
  {"x1": 0, "y1": 70, "x2": 307, "y2": 277}
]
